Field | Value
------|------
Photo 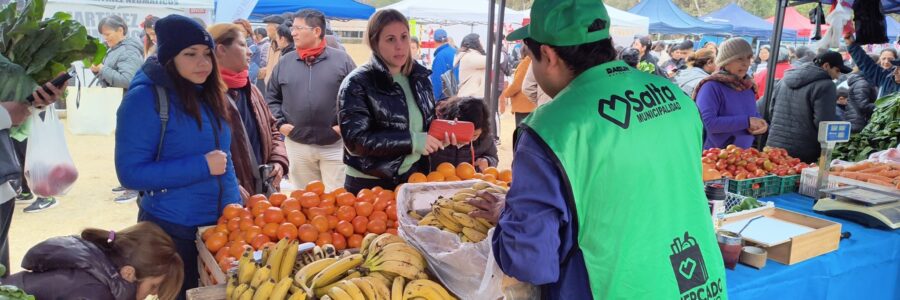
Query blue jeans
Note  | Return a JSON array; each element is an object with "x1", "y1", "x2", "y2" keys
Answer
[{"x1": 138, "y1": 209, "x2": 205, "y2": 300}]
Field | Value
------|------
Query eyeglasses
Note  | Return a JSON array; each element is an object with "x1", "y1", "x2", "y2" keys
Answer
[{"x1": 291, "y1": 26, "x2": 315, "y2": 32}]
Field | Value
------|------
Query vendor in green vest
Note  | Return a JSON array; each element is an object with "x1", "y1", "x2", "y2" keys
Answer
[{"x1": 467, "y1": 0, "x2": 727, "y2": 298}]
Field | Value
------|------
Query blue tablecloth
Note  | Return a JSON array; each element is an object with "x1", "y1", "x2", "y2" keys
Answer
[{"x1": 726, "y1": 193, "x2": 900, "y2": 300}]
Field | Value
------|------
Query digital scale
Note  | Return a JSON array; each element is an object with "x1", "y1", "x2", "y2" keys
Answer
[{"x1": 811, "y1": 121, "x2": 900, "y2": 230}]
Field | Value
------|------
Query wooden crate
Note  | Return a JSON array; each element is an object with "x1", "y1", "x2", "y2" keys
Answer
[
  {"x1": 186, "y1": 284, "x2": 226, "y2": 300},
  {"x1": 196, "y1": 225, "x2": 227, "y2": 286},
  {"x1": 721, "y1": 207, "x2": 841, "y2": 265}
]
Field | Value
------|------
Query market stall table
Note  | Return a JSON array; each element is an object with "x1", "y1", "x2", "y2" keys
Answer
[{"x1": 726, "y1": 193, "x2": 900, "y2": 300}]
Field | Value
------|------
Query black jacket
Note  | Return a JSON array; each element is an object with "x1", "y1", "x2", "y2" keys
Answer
[
  {"x1": 844, "y1": 73, "x2": 877, "y2": 132},
  {"x1": 764, "y1": 63, "x2": 840, "y2": 163},
  {"x1": 3, "y1": 236, "x2": 136, "y2": 300},
  {"x1": 338, "y1": 57, "x2": 436, "y2": 179}
]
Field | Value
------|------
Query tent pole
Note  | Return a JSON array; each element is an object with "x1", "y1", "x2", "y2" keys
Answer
[
  {"x1": 485, "y1": 0, "x2": 497, "y2": 101},
  {"x1": 490, "y1": 0, "x2": 507, "y2": 123},
  {"x1": 758, "y1": 0, "x2": 788, "y2": 150}
]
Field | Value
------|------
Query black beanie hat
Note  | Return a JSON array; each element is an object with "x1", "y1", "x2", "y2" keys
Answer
[{"x1": 155, "y1": 15, "x2": 215, "y2": 65}]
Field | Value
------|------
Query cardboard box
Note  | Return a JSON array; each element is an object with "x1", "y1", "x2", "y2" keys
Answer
[
  {"x1": 186, "y1": 284, "x2": 226, "y2": 300},
  {"x1": 721, "y1": 207, "x2": 841, "y2": 265},
  {"x1": 196, "y1": 225, "x2": 227, "y2": 286}
]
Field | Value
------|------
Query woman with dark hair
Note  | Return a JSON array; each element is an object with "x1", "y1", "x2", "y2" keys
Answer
[
  {"x1": 142, "y1": 15, "x2": 160, "y2": 58},
  {"x1": 674, "y1": 49, "x2": 717, "y2": 97},
  {"x1": 232, "y1": 19, "x2": 260, "y2": 84},
  {"x1": 430, "y1": 97, "x2": 498, "y2": 171},
  {"x1": 115, "y1": 15, "x2": 240, "y2": 299},
  {"x1": 455, "y1": 33, "x2": 488, "y2": 98},
  {"x1": 338, "y1": 9, "x2": 451, "y2": 193},
  {"x1": 5, "y1": 222, "x2": 184, "y2": 300},
  {"x1": 751, "y1": 45, "x2": 770, "y2": 75},
  {"x1": 275, "y1": 22, "x2": 295, "y2": 55}
]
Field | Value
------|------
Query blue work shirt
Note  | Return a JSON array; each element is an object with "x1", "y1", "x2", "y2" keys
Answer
[{"x1": 492, "y1": 130, "x2": 592, "y2": 299}]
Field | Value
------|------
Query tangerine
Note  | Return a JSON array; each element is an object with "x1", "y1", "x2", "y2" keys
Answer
[
  {"x1": 326, "y1": 215, "x2": 339, "y2": 229},
  {"x1": 263, "y1": 207, "x2": 285, "y2": 224},
  {"x1": 218, "y1": 257, "x2": 236, "y2": 273},
  {"x1": 215, "y1": 223, "x2": 229, "y2": 234},
  {"x1": 299, "y1": 192, "x2": 321, "y2": 208},
  {"x1": 201, "y1": 227, "x2": 216, "y2": 241},
  {"x1": 355, "y1": 201, "x2": 374, "y2": 217},
  {"x1": 482, "y1": 174, "x2": 496, "y2": 183},
  {"x1": 352, "y1": 216, "x2": 369, "y2": 234},
  {"x1": 227, "y1": 217, "x2": 242, "y2": 232},
  {"x1": 308, "y1": 207, "x2": 328, "y2": 218},
  {"x1": 243, "y1": 226, "x2": 262, "y2": 242},
  {"x1": 472, "y1": 173, "x2": 484, "y2": 180},
  {"x1": 336, "y1": 192, "x2": 356, "y2": 206},
  {"x1": 367, "y1": 219, "x2": 387, "y2": 234},
  {"x1": 336, "y1": 205, "x2": 356, "y2": 222},
  {"x1": 436, "y1": 162, "x2": 456, "y2": 178},
  {"x1": 223, "y1": 204, "x2": 243, "y2": 219},
  {"x1": 269, "y1": 192, "x2": 287, "y2": 207},
  {"x1": 205, "y1": 233, "x2": 227, "y2": 253},
  {"x1": 483, "y1": 167, "x2": 500, "y2": 178},
  {"x1": 277, "y1": 223, "x2": 299, "y2": 240},
  {"x1": 262, "y1": 223, "x2": 279, "y2": 239},
  {"x1": 311, "y1": 215, "x2": 329, "y2": 233},
  {"x1": 239, "y1": 218, "x2": 254, "y2": 231},
  {"x1": 251, "y1": 200, "x2": 272, "y2": 216},
  {"x1": 319, "y1": 202, "x2": 336, "y2": 215},
  {"x1": 247, "y1": 194, "x2": 267, "y2": 208},
  {"x1": 332, "y1": 187, "x2": 348, "y2": 195},
  {"x1": 370, "y1": 211, "x2": 388, "y2": 222},
  {"x1": 254, "y1": 214, "x2": 267, "y2": 227},
  {"x1": 320, "y1": 193, "x2": 336, "y2": 206},
  {"x1": 229, "y1": 242, "x2": 251, "y2": 258},
  {"x1": 372, "y1": 198, "x2": 389, "y2": 212},
  {"x1": 427, "y1": 172, "x2": 445, "y2": 182},
  {"x1": 385, "y1": 204, "x2": 397, "y2": 221},
  {"x1": 408, "y1": 172, "x2": 427, "y2": 183},
  {"x1": 357, "y1": 189, "x2": 375, "y2": 202},
  {"x1": 239, "y1": 209, "x2": 253, "y2": 220},
  {"x1": 347, "y1": 234, "x2": 364, "y2": 248},
  {"x1": 498, "y1": 169, "x2": 512, "y2": 183},
  {"x1": 298, "y1": 224, "x2": 318, "y2": 242},
  {"x1": 215, "y1": 246, "x2": 230, "y2": 262},
  {"x1": 306, "y1": 180, "x2": 326, "y2": 195},
  {"x1": 286, "y1": 210, "x2": 307, "y2": 226},
  {"x1": 377, "y1": 190, "x2": 395, "y2": 201},
  {"x1": 280, "y1": 198, "x2": 301, "y2": 213},
  {"x1": 290, "y1": 189, "x2": 307, "y2": 200},
  {"x1": 250, "y1": 234, "x2": 270, "y2": 250},
  {"x1": 336, "y1": 220, "x2": 354, "y2": 237},
  {"x1": 457, "y1": 163, "x2": 476, "y2": 180},
  {"x1": 331, "y1": 232, "x2": 347, "y2": 250},
  {"x1": 315, "y1": 231, "x2": 333, "y2": 246},
  {"x1": 386, "y1": 228, "x2": 398, "y2": 235},
  {"x1": 445, "y1": 175, "x2": 461, "y2": 181}
]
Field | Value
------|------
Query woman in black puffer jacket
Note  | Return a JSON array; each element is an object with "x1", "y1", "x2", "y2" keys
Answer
[
  {"x1": 429, "y1": 97, "x2": 499, "y2": 172},
  {"x1": 338, "y1": 9, "x2": 450, "y2": 193},
  {"x1": 844, "y1": 72, "x2": 878, "y2": 133}
]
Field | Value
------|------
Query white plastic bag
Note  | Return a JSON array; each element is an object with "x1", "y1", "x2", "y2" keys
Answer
[
  {"x1": 817, "y1": 0, "x2": 852, "y2": 49},
  {"x1": 396, "y1": 181, "x2": 539, "y2": 300},
  {"x1": 24, "y1": 106, "x2": 79, "y2": 197},
  {"x1": 866, "y1": 144, "x2": 900, "y2": 163}
]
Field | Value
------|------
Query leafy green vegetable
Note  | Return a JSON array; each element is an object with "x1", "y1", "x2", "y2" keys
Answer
[
  {"x1": 0, "y1": 0, "x2": 105, "y2": 102},
  {"x1": 0, "y1": 285, "x2": 35, "y2": 300},
  {"x1": 727, "y1": 197, "x2": 762, "y2": 213},
  {"x1": 835, "y1": 94, "x2": 900, "y2": 161}
]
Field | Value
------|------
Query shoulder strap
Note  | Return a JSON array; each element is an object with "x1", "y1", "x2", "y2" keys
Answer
[{"x1": 153, "y1": 85, "x2": 169, "y2": 162}]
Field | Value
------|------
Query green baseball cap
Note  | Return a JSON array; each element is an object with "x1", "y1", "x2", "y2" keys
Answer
[{"x1": 507, "y1": 0, "x2": 610, "y2": 46}]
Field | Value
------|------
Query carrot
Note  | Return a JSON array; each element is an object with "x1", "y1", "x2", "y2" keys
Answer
[
  {"x1": 843, "y1": 162, "x2": 875, "y2": 172},
  {"x1": 877, "y1": 170, "x2": 900, "y2": 178},
  {"x1": 837, "y1": 172, "x2": 895, "y2": 183},
  {"x1": 860, "y1": 165, "x2": 891, "y2": 174},
  {"x1": 868, "y1": 179, "x2": 894, "y2": 187}
]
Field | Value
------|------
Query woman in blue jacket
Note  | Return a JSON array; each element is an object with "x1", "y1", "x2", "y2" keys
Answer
[{"x1": 115, "y1": 15, "x2": 240, "y2": 299}]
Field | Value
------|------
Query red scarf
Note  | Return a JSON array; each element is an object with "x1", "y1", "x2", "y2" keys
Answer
[
  {"x1": 692, "y1": 70, "x2": 757, "y2": 100},
  {"x1": 298, "y1": 39, "x2": 326, "y2": 63},
  {"x1": 220, "y1": 68, "x2": 248, "y2": 89}
]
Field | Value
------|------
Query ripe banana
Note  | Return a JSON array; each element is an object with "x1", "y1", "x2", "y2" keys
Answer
[
  {"x1": 472, "y1": 182, "x2": 491, "y2": 190},
  {"x1": 238, "y1": 287, "x2": 255, "y2": 300},
  {"x1": 462, "y1": 227, "x2": 487, "y2": 242},
  {"x1": 278, "y1": 240, "x2": 299, "y2": 281},
  {"x1": 460, "y1": 235, "x2": 472, "y2": 243},
  {"x1": 365, "y1": 234, "x2": 405, "y2": 260},
  {"x1": 434, "y1": 211, "x2": 462, "y2": 233},
  {"x1": 268, "y1": 277, "x2": 293, "y2": 300},
  {"x1": 475, "y1": 217, "x2": 493, "y2": 229},
  {"x1": 366, "y1": 276, "x2": 392, "y2": 300},
  {"x1": 261, "y1": 247, "x2": 271, "y2": 267},
  {"x1": 226, "y1": 275, "x2": 238, "y2": 300},
  {"x1": 450, "y1": 212, "x2": 477, "y2": 228},
  {"x1": 327, "y1": 285, "x2": 354, "y2": 300},
  {"x1": 267, "y1": 238, "x2": 289, "y2": 279},
  {"x1": 238, "y1": 251, "x2": 257, "y2": 284},
  {"x1": 417, "y1": 214, "x2": 439, "y2": 227},
  {"x1": 335, "y1": 280, "x2": 365, "y2": 300},
  {"x1": 314, "y1": 271, "x2": 361, "y2": 298},
  {"x1": 448, "y1": 201, "x2": 478, "y2": 214},
  {"x1": 368, "y1": 244, "x2": 426, "y2": 272},
  {"x1": 313, "y1": 245, "x2": 325, "y2": 260},
  {"x1": 233, "y1": 283, "x2": 250, "y2": 300},
  {"x1": 310, "y1": 254, "x2": 364, "y2": 290},
  {"x1": 252, "y1": 278, "x2": 276, "y2": 300},
  {"x1": 403, "y1": 279, "x2": 456, "y2": 300},
  {"x1": 294, "y1": 257, "x2": 338, "y2": 291},
  {"x1": 391, "y1": 277, "x2": 405, "y2": 300},
  {"x1": 407, "y1": 210, "x2": 423, "y2": 220},
  {"x1": 250, "y1": 265, "x2": 272, "y2": 288},
  {"x1": 367, "y1": 271, "x2": 395, "y2": 286},
  {"x1": 350, "y1": 277, "x2": 377, "y2": 300},
  {"x1": 286, "y1": 291, "x2": 307, "y2": 300},
  {"x1": 365, "y1": 259, "x2": 424, "y2": 280},
  {"x1": 360, "y1": 233, "x2": 380, "y2": 257}
]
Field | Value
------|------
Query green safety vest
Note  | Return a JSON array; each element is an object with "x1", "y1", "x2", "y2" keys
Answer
[{"x1": 519, "y1": 60, "x2": 727, "y2": 299}]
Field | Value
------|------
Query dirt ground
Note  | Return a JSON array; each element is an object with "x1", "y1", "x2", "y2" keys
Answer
[{"x1": 7, "y1": 108, "x2": 516, "y2": 273}]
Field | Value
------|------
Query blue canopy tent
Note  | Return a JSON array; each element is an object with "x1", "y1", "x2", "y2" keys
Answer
[
  {"x1": 701, "y1": 3, "x2": 798, "y2": 39},
  {"x1": 887, "y1": 15, "x2": 900, "y2": 40},
  {"x1": 628, "y1": 0, "x2": 733, "y2": 35},
  {"x1": 249, "y1": 0, "x2": 375, "y2": 21}
]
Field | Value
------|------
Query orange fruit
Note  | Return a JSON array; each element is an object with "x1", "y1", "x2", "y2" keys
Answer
[
  {"x1": 348, "y1": 234, "x2": 364, "y2": 248},
  {"x1": 498, "y1": 169, "x2": 512, "y2": 183},
  {"x1": 311, "y1": 215, "x2": 329, "y2": 233},
  {"x1": 372, "y1": 198, "x2": 389, "y2": 212},
  {"x1": 205, "y1": 232, "x2": 227, "y2": 253},
  {"x1": 223, "y1": 204, "x2": 243, "y2": 219},
  {"x1": 457, "y1": 163, "x2": 476, "y2": 180},
  {"x1": 445, "y1": 175, "x2": 461, "y2": 181},
  {"x1": 357, "y1": 189, "x2": 375, "y2": 201},
  {"x1": 263, "y1": 207, "x2": 285, "y2": 224},
  {"x1": 306, "y1": 180, "x2": 326, "y2": 195},
  {"x1": 427, "y1": 172, "x2": 445, "y2": 182},
  {"x1": 377, "y1": 190, "x2": 395, "y2": 201},
  {"x1": 298, "y1": 224, "x2": 318, "y2": 242},
  {"x1": 230, "y1": 243, "x2": 252, "y2": 258},
  {"x1": 331, "y1": 232, "x2": 347, "y2": 250},
  {"x1": 243, "y1": 226, "x2": 262, "y2": 242},
  {"x1": 251, "y1": 200, "x2": 272, "y2": 216},
  {"x1": 336, "y1": 192, "x2": 356, "y2": 206},
  {"x1": 437, "y1": 162, "x2": 456, "y2": 178},
  {"x1": 289, "y1": 189, "x2": 307, "y2": 199},
  {"x1": 247, "y1": 194, "x2": 267, "y2": 208},
  {"x1": 332, "y1": 187, "x2": 348, "y2": 195},
  {"x1": 227, "y1": 217, "x2": 242, "y2": 232},
  {"x1": 483, "y1": 167, "x2": 500, "y2": 178},
  {"x1": 408, "y1": 172, "x2": 427, "y2": 183},
  {"x1": 320, "y1": 192, "x2": 336, "y2": 205},
  {"x1": 385, "y1": 204, "x2": 397, "y2": 221},
  {"x1": 217, "y1": 216, "x2": 228, "y2": 225},
  {"x1": 228, "y1": 230, "x2": 244, "y2": 243},
  {"x1": 218, "y1": 256, "x2": 236, "y2": 273},
  {"x1": 239, "y1": 218, "x2": 255, "y2": 231},
  {"x1": 250, "y1": 234, "x2": 270, "y2": 250},
  {"x1": 201, "y1": 227, "x2": 216, "y2": 241},
  {"x1": 352, "y1": 216, "x2": 369, "y2": 234},
  {"x1": 308, "y1": 207, "x2": 328, "y2": 218},
  {"x1": 482, "y1": 174, "x2": 496, "y2": 183},
  {"x1": 262, "y1": 223, "x2": 279, "y2": 239},
  {"x1": 215, "y1": 246, "x2": 231, "y2": 262},
  {"x1": 372, "y1": 186, "x2": 384, "y2": 193},
  {"x1": 326, "y1": 215, "x2": 339, "y2": 229},
  {"x1": 286, "y1": 210, "x2": 307, "y2": 226},
  {"x1": 336, "y1": 220, "x2": 354, "y2": 237},
  {"x1": 215, "y1": 223, "x2": 229, "y2": 234},
  {"x1": 386, "y1": 228, "x2": 398, "y2": 235},
  {"x1": 239, "y1": 209, "x2": 253, "y2": 220},
  {"x1": 367, "y1": 219, "x2": 387, "y2": 234},
  {"x1": 269, "y1": 192, "x2": 287, "y2": 207},
  {"x1": 336, "y1": 205, "x2": 357, "y2": 222},
  {"x1": 299, "y1": 192, "x2": 321, "y2": 208},
  {"x1": 281, "y1": 198, "x2": 301, "y2": 213},
  {"x1": 277, "y1": 223, "x2": 299, "y2": 240},
  {"x1": 473, "y1": 173, "x2": 484, "y2": 180},
  {"x1": 254, "y1": 214, "x2": 267, "y2": 228},
  {"x1": 319, "y1": 202, "x2": 336, "y2": 215},
  {"x1": 355, "y1": 202, "x2": 374, "y2": 217},
  {"x1": 315, "y1": 231, "x2": 333, "y2": 246},
  {"x1": 370, "y1": 211, "x2": 388, "y2": 222}
]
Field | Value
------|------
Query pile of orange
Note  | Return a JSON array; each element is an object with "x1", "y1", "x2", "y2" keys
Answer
[
  {"x1": 408, "y1": 162, "x2": 512, "y2": 187},
  {"x1": 201, "y1": 180, "x2": 399, "y2": 268}
]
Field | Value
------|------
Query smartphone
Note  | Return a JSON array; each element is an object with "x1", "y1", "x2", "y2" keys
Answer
[
  {"x1": 26, "y1": 70, "x2": 74, "y2": 103},
  {"x1": 428, "y1": 119, "x2": 475, "y2": 144}
]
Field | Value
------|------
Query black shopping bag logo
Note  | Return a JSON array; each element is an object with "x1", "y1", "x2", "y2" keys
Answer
[{"x1": 669, "y1": 231, "x2": 709, "y2": 294}]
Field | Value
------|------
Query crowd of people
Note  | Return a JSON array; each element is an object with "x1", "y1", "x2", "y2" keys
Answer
[{"x1": 1, "y1": 0, "x2": 899, "y2": 298}]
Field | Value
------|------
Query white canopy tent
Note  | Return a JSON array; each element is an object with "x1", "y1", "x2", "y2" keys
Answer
[
  {"x1": 519, "y1": 5, "x2": 649, "y2": 47},
  {"x1": 383, "y1": 0, "x2": 526, "y2": 25},
  {"x1": 44, "y1": 0, "x2": 215, "y2": 41}
]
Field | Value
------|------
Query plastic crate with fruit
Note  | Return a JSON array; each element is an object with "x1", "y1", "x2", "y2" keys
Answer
[
  {"x1": 778, "y1": 174, "x2": 802, "y2": 194},
  {"x1": 726, "y1": 175, "x2": 780, "y2": 198}
]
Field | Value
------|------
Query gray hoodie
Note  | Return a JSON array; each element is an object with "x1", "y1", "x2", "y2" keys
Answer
[
  {"x1": 674, "y1": 67, "x2": 709, "y2": 98},
  {"x1": 97, "y1": 36, "x2": 144, "y2": 89}
]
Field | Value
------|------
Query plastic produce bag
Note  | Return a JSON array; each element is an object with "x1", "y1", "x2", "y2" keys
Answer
[
  {"x1": 24, "y1": 106, "x2": 78, "y2": 197},
  {"x1": 817, "y1": 0, "x2": 853, "y2": 49},
  {"x1": 396, "y1": 181, "x2": 538, "y2": 300}
]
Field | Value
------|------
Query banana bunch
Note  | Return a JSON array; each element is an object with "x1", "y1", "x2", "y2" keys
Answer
[
  {"x1": 226, "y1": 239, "x2": 309, "y2": 300},
  {"x1": 408, "y1": 182, "x2": 504, "y2": 242}
]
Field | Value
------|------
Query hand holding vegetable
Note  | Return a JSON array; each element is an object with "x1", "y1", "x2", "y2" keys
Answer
[
  {"x1": 90, "y1": 64, "x2": 102, "y2": 74},
  {"x1": 1, "y1": 78, "x2": 65, "y2": 125}
]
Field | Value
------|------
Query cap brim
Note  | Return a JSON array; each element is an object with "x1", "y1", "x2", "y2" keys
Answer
[
  {"x1": 839, "y1": 65, "x2": 852, "y2": 73},
  {"x1": 507, "y1": 25, "x2": 530, "y2": 42}
]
